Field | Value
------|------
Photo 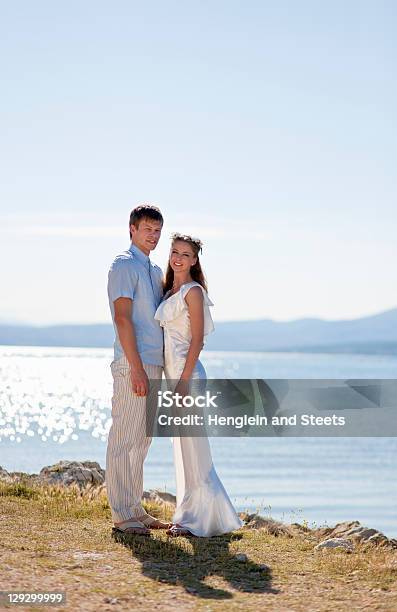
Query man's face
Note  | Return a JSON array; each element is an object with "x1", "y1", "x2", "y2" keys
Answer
[{"x1": 130, "y1": 218, "x2": 163, "y2": 255}]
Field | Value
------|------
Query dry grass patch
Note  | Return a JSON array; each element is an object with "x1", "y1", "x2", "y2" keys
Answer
[{"x1": 0, "y1": 480, "x2": 396, "y2": 611}]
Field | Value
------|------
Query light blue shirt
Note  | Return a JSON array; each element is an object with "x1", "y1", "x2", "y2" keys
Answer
[{"x1": 107, "y1": 243, "x2": 164, "y2": 366}]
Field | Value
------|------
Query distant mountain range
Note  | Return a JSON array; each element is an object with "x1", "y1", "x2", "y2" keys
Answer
[{"x1": 1, "y1": 307, "x2": 397, "y2": 355}]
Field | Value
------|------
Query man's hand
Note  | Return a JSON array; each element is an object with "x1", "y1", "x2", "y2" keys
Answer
[
  {"x1": 113, "y1": 297, "x2": 148, "y2": 396},
  {"x1": 130, "y1": 367, "x2": 149, "y2": 397}
]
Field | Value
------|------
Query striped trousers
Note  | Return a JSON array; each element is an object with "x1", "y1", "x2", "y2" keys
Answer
[{"x1": 105, "y1": 355, "x2": 163, "y2": 523}]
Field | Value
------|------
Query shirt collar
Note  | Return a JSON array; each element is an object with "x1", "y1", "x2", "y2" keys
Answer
[{"x1": 128, "y1": 242, "x2": 150, "y2": 265}]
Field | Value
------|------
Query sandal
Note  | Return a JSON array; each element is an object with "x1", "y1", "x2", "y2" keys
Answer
[
  {"x1": 166, "y1": 524, "x2": 196, "y2": 537},
  {"x1": 112, "y1": 519, "x2": 151, "y2": 536},
  {"x1": 137, "y1": 515, "x2": 173, "y2": 530}
]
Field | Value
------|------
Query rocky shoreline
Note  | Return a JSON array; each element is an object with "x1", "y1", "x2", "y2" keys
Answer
[{"x1": 1, "y1": 459, "x2": 396, "y2": 552}]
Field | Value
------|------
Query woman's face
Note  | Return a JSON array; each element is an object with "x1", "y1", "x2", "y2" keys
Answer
[{"x1": 169, "y1": 240, "x2": 197, "y2": 274}]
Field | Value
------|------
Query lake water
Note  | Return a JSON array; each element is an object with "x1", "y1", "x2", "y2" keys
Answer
[{"x1": 0, "y1": 346, "x2": 396, "y2": 537}]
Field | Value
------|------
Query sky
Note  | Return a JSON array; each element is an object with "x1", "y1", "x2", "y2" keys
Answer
[{"x1": 0, "y1": 1, "x2": 396, "y2": 325}]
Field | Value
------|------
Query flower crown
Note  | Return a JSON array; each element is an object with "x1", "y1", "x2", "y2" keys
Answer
[{"x1": 171, "y1": 232, "x2": 203, "y2": 253}]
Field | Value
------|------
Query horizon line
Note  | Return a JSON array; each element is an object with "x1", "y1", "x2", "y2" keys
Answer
[{"x1": 1, "y1": 305, "x2": 396, "y2": 329}]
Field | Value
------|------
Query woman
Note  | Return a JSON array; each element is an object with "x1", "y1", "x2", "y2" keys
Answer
[{"x1": 154, "y1": 232, "x2": 243, "y2": 537}]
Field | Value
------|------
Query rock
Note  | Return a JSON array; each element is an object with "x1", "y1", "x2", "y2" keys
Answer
[
  {"x1": 142, "y1": 489, "x2": 176, "y2": 507},
  {"x1": 0, "y1": 467, "x2": 39, "y2": 484},
  {"x1": 331, "y1": 520, "x2": 361, "y2": 534},
  {"x1": 103, "y1": 597, "x2": 119, "y2": 605},
  {"x1": 235, "y1": 553, "x2": 248, "y2": 562},
  {"x1": 290, "y1": 522, "x2": 311, "y2": 533},
  {"x1": 315, "y1": 538, "x2": 353, "y2": 552},
  {"x1": 366, "y1": 533, "x2": 390, "y2": 546},
  {"x1": 313, "y1": 520, "x2": 396, "y2": 550},
  {"x1": 0, "y1": 466, "x2": 12, "y2": 482},
  {"x1": 343, "y1": 526, "x2": 379, "y2": 541},
  {"x1": 315, "y1": 520, "x2": 361, "y2": 539},
  {"x1": 242, "y1": 513, "x2": 294, "y2": 537},
  {"x1": 38, "y1": 461, "x2": 105, "y2": 488}
]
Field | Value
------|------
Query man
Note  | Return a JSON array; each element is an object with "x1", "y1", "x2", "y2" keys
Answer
[{"x1": 105, "y1": 204, "x2": 170, "y2": 535}]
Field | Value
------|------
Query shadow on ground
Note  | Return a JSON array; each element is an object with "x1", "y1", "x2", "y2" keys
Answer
[{"x1": 112, "y1": 530, "x2": 279, "y2": 599}]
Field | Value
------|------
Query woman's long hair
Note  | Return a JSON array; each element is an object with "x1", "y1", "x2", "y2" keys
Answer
[{"x1": 163, "y1": 234, "x2": 208, "y2": 294}]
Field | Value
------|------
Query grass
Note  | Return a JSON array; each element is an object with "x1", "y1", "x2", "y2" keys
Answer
[{"x1": 0, "y1": 479, "x2": 396, "y2": 611}]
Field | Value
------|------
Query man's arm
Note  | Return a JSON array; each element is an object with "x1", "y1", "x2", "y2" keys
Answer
[{"x1": 114, "y1": 297, "x2": 149, "y2": 397}]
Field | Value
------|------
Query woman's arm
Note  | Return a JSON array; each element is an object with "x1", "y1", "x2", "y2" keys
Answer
[{"x1": 180, "y1": 286, "x2": 205, "y2": 381}]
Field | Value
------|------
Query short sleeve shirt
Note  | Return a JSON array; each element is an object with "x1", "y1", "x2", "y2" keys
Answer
[{"x1": 107, "y1": 243, "x2": 164, "y2": 365}]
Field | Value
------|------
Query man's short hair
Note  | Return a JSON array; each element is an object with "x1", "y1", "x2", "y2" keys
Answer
[{"x1": 129, "y1": 205, "x2": 164, "y2": 238}]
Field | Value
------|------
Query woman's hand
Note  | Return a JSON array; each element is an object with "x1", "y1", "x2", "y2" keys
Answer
[{"x1": 175, "y1": 377, "x2": 190, "y2": 399}]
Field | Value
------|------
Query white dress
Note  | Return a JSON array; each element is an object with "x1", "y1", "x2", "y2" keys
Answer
[{"x1": 154, "y1": 281, "x2": 243, "y2": 537}]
